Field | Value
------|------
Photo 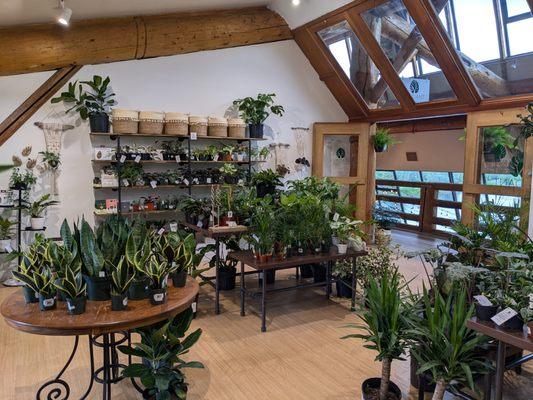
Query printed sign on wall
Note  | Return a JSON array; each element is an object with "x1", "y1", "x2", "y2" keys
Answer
[{"x1": 401, "y1": 78, "x2": 430, "y2": 103}]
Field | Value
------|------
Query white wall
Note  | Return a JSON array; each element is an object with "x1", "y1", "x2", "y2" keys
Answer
[
  {"x1": 0, "y1": 40, "x2": 347, "y2": 242},
  {"x1": 271, "y1": 0, "x2": 354, "y2": 29}
]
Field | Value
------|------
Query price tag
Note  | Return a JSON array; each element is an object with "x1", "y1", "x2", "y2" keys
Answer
[
  {"x1": 238, "y1": 179, "x2": 244, "y2": 185},
  {"x1": 474, "y1": 295, "x2": 493, "y2": 306},
  {"x1": 169, "y1": 222, "x2": 178, "y2": 232},
  {"x1": 193, "y1": 178, "x2": 199, "y2": 185},
  {"x1": 99, "y1": 271, "x2": 106, "y2": 278},
  {"x1": 227, "y1": 211, "x2": 233, "y2": 218},
  {"x1": 119, "y1": 154, "x2": 126, "y2": 163},
  {"x1": 67, "y1": 302, "x2": 75, "y2": 311},
  {"x1": 190, "y1": 132, "x2": 197, "y2": 140},
  {"x1": 333, "y1": 213, "x2": 340, "y2": 222},
  {"x1": 157, "y1": 228, "x2": 165, "y2": 235},
  {"x1": 43, "y1": 298, "x2": 55, "y2": 307},
  {"x1": 134, "y1": 155, "x2": 141, "y2": 163},
  {"x1": 150, "y1": 180, "x2": 157, "y2": 189},
  {"x1": 192, "y1": 302, "x2": 197, "y2": 313},
  {"x1": 122, "y1": 179, "x2": 129, "y2": 187},
  {"x1": 209, "y1": 215, "x2": 215, "y2": 223},
  {"x1": 175, "y1": 155, "x2": 181, "y2": 163},
  {"x1": 197, "y1": 221, "x2": 204, "y2": 228},
  {"x1": 153, "y1": 293, "x2": 165, "y2": 302},
  {"x1": 206, "y1": 178, "x2": 212, "y2": 184},
  {"x1": 123, "y1": 297, "x2": 128, "y2": 306},
  {"x1": 214, "y1": 154, "x2": 219, "y2": 161},
  {"x1": 491, "y1": 307, "x2": 518, "y2": 326},
  {"x1": 183, "y1": 179, "x2": 190, "y2": 186}
]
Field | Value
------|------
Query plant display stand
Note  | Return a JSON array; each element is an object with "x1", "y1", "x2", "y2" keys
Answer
[
  {"x1": 229, "y1": 249, "x2": 367, "y2": 332},
  {"x1": 0, "y1": 278, "x2": 199, "y2": 400}
]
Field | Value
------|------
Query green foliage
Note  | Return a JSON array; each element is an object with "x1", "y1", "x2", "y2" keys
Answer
[
  {"x1": 51, "y1": 75, "x2": 116, "y2": 119},
  {"x1": 372, "y1": 128, "x2": 399, "y2": 149},
  {"x1": 20, "y1": 194, "x2": 59, "y2": 218},
  {"x1": 509, "y1": 103, "x2": 533, "y2": 176},
  {"x1": 0, "y1": 216, "x2": 16, "y2": 240},
  {"x1": 219, "y1": 163, "x2": 238, "y2": 176},
  {"x1": 246, "y1": 198, "x2": 276, "y2": 255},
  {"x1": 233, "y1": 93, "x2": 284, "y2": 125},
  {"x1": 145, "y1": 256, "x2": 177, "y2": 289},
  {"x1": 39, "y1": 151, "x2": 61, "y2": 169},
  {"x1": 78, "y1": 217, "x2": 105, "y2": 277},
  {"x1": 330, "y1": 216, "x2": 364, "y2": 245},
  {"x1": 96, "y1": 215, "x2": 131, "y2": 267},
  {"x1": 251, "y1": 169, "x2": 282, "y2": 187},
  {"x1": 9, "y1": 167, "x2": 36, "y2": 190},
  {"x1": 357, "y1": 233, "x2": 401, "y2": 288},
  {"x1": 55, "y1": 265, "x2": 86, "y2": 300},
  {"x1": 109, "y1": 256, "x2": 135, "y2": 295},
  {"x1": 14, "y1": 266, "x2": 56, "y2": 297},
  {"x1": 44, "y1": 240, "x2": 79, "y2": 279}
]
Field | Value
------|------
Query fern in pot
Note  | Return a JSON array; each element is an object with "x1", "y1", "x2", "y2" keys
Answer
[
  {"x1": 55, "y1": 265, "x2": 87, "y2": 315},
  {"x1": 21, "y1": 194, "x2": 59, "y2": 230},
  {"x1": 109, "y1": 256, "x2": 135, "y2": 311},
  {"x1": 0, "y1": 216, "x2": 16, "y2": 252},
  {"x1": 372, "y1": 129, "x2": 399, "y2": 153},
  {"x1": 233, "y1": 93, "x2": 284, "y2": 139}
]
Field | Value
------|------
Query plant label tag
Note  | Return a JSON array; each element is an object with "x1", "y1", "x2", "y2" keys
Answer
[
  {"x1": 259, "y1": 272, "x2": 264, "y2": 279},
  {"x1": 227, "y1": 211, "x2": 233, "y2": 218},
  {"x1": 333, "y1": 213, "x2": 340, "y2": 222},
  {"x1": 214, "y1": 154, "x2": 219, "y2": 161},
  {"x1": 175, "y1": 155, "x2": 181, "y2": 163},
  {"x1": 183, "y1": 179, "x2": 189, "y2": 186},
  {"x1": 120, "y1": 155, "x2": 126, "y2": 163},
  {"x1": 197, "y1": 221, "x2": 204, "y2": 228},
  {"x1": 474, "y1": 295, "x2": 493, "y2": 306},
  {"x1": 153, "y1": 293, "x2": 165, "y2": 302},
  {"x1": 43, "y1": 298, "x2": 55, "y2": 307},
  {"x1": 491, "y1": 307, "x2": 518, "y2": 326},
  {"x1": 35, "y1": 291, "x2": 39, "y2": 298},
  {"x1": 134, "y1": 155, "x2": 141, "y2": 163},
  {"x1": 193, "y1": 178, "x2": 199, "y2": 185},
  {"x1": 122, "y1": 179, "x2": 129, "y2": 187},
  {"x1": 157, "y1": 228, "x2": 165, "y2": 235},
  {"x1": 228, "y1": 221, "x2": 237, "y2": 227},
  {"x1": 99, "y1": 271, "x2": 106, "y2": 278},
  {"x1": 67, "y1": 302, "x2": 75, "y2": 311},
  {"x1": 206, "y1": 178, "x2": 212, "y2": 184},
  {"x1": 238, "y1": 179, "x2": 244, "y2": 185},
  {"x1": 169, "y1": 222, "x2": 178, "y2": 232},
  {"x1": 4, "y1": 244, "x2": 13, "y2": 253},
  {"x1": 209, "y1": 215, "x2": 214, "y2": 223},
  {"x1": 123, "y1": 297, "x2": 128, "y2": 306},
  {"x1": 190, "y1": 132, "x2": 197, "y2": 140},
  {"x1": 150, "y1": 180, "x2": 157, "y2": 189},
  {"x1": 192, "y1": 302, "x2": 197, "y2": 313}
]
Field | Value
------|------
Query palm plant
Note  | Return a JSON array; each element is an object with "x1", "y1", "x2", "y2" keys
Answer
[{"x1": 342, "y1": 268, "x2": 409, "y2": 400}]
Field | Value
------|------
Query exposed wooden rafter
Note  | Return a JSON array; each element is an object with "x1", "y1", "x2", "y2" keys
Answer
[
  {"x1": 0, "y1": 7, "x2": 292, "y2": 76},
  {"x1": 377, "y1": 114, "x2": 467, "y2": 133},
  {"x1": 0, "y1": 65, "x2": 82, "y2": 146}
]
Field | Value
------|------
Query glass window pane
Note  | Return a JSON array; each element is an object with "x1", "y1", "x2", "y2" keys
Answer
[
  {"x1": 437, "y1": 207, "x2": 459, "y2": 220},
  {"x1": 452, "y1": 172, "x2": 464, "y2": 184},
  {"x1": 421, "y1": 171, "x2": 451, "y2": 183},
  {"x1": 398, "y1": 187, "x2": 421, "y2": 198},
  {"x1": 362, "y1": 0, "x2": 456, "y2": 103},
  {"x1": 376, "y1": 170, "x2": 395, "y2": 179},
  {"x1": 322, "y1": 134, "x2": 357, "y2": 177},
  {"x1": 395, "y1": 170, "x2": 421, "y2": 181},
  {"x1": 507, "y1": 19, "x2": 533, "y2": 56},
  {"x1": 318, "y1": 21, "x2": 400, "y2": 109},
  {"x1": 403, "y1": 204, "x2": 421, "y2": 215},
  {"x1": 506, "y1": 0, "x2": 531, "y2": 17}
]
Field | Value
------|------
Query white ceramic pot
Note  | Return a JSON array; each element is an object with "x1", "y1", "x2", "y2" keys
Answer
[
  {"x1": 0, "y1": 239, "x2": 11, "y2": 252},
  {"x1": 30, "y1": 217, "x2": 45, "y2": 230},
  {"x1": 337, "y1": 243, "x2": 348, "y2": 254}
]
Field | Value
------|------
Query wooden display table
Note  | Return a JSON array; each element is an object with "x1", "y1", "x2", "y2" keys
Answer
[
  {"x1": 467, "y1": 318, "x2": 533, "y2": 400},
  {"x1": 1, "y1": 278, "x2": 199, "y2": 400},
  {"x1": 229, "y1": 249, "x2": 367, "y2": 332}
]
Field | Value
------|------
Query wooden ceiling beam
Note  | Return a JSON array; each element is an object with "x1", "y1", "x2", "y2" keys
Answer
[
  {"x1": 0, "y1": 65, "x2": 82, "y2": 146},
  {"x1": 377, "y1": 115, "x2": 467, "y2": 134},
  {"x1": 0, "y1": 7, "x2": 292, "y2": 76}
]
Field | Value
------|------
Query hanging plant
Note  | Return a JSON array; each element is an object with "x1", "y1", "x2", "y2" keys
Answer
[{"x1": 372, "y1": 129, "x2": 399, "y2": 153}]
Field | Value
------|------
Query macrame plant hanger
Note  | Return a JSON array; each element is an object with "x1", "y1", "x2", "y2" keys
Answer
[{"x1": 292, "y1": 127, "x2": 311, "y2": 179}]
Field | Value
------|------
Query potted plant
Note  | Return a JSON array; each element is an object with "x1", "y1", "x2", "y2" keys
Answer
[
  {"x1": 39, "y1": 151, "x2": 61, "y2": 170},
  {"x1": 125, "y1": 230, "x2": 153, "y2": 300},
  {"x1": 251, "y1": 169, "x2": 282, "y2": 198},
  {"x1": 119, "y1": 308, "x2": 203, "y2": 399},
  {"x1": 372, "y1": 128, "x2": 399, "y2": 153},
  {"x1": 330, "y1": 217, "x2": 363, "y2": 254},
  {"x1": 108, "y1": 256, "x2": 135, "y2": 311},
  {"x1": 55, "y1": 265, "x2": 87, "y2": 315},
  {"x1": 155, "y1": 232, "x2": 194, "y2": 288},
  {"x1": 51, "y1": 75, "x2": 116, "y2": 133},
  {"x1": 408, "y1": 287, "x2": 490, "y2": 400},
  {"x1": 12, "y1": 258, "x2": 42, "y2": 304},
  {"x1": 9, "y1": 167, "x2": 37, "y2": 191},
  {"x1": 19, "y1": 267, "x2": 56, "y2": 311},
  {"x1": 145, "y1": 256, "x2": 177, "y2": 305},
  {"x1": 0, "y1": 216, "x2": 16, "y2": 252},
  {"x1": 332, "y1": 260, "x2": 353, "y2": 298},
  {"x1": 247, "y1": 199, "x2": 276, "y2": 263},
  {"x1": 342, "y1": 268, "x2": 408, "y2": 400},
  {"x1": 21, "y1": 194, "x2": 59, "y2": 230},
  {"x1": 219, "y1": 163, "x2": 239, "y2": 184},
  {"x1": 233, "y1": 93, "x2": 285, "y2": 139},
  {"x1": 481, "y1": 126, "x2": 514, "y2": 163},
  {"x1": 219, "y1": 145, "x2": 235, "y2": 162}
]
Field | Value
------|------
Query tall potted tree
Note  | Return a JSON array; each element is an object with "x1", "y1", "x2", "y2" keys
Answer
[
  {"x1": 233, "y1": 93, "x2": 284, "y2": 138},
  {"x1": 51, "y1": 75, "x2": 116, "y2": 133},
  {"x1": 342, "y1": 268, "x2": 408, "y2": 400}
]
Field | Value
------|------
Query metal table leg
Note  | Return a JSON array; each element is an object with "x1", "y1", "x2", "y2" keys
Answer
[
  {"x1": 494, "y1": 340, "x2": 506, "y2": 400},
  {"x1": 215, "y1": 237, "x2": 220, "y2": 315},
  {"x1": 261, "y1": 270, "x2": 267, "y2": 332},
  {"x1": 240, "y1": 261, "x2": 246, "y2": 317},
  {"x1": 351, "y1": 257, "x2": 357, "y2": 311}
]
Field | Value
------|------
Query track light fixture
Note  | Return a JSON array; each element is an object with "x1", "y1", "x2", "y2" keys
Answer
[{"x1": 57, "y1": 0, "x2": 72, "y2": 26}]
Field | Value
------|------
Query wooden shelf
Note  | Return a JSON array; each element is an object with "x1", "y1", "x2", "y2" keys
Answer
[
  {"x1": 91, "y1": 159, "x2": 264, "y2": 164},
  {"x1": 93, "y1": 183, "x2": 240, "y2": 190},
  {"x1": 90, "y1": 132, "x2": 266, "y2": 141},
  {"x1": 94, "y1": 209, "x2": 179, "y2": 217}
]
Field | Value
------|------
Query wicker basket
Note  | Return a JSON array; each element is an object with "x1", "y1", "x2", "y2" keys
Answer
[
  {"x1": 112, "y1": 109, "x2": 139, "y2": 134},
  {"x1": 139, "y1": 111, "x2": 164, "y2": 135},
  {"x1": 189, "y1": 116, "x2": 208, "y2": 137},
  {"x1": 228, "y1": 118, "x2": 246, "y2": 138},
  {"x1": 164, "y1": 112, "x2": 189, "y2": 136},
  {"x1": 208, "y1": 117, "x2": 228, "y2": 138}
]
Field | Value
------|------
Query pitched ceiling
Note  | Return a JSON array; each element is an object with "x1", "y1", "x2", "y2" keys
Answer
[{"x1": 0, "y1": 0, "x2": 354, "y2": 28}]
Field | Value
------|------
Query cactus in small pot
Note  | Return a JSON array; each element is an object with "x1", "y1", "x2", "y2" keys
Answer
[
  {"x1": 55, "y1": 265, "x2": 87, "y2": 315},
  {"x1": 109, "y1": 256, "x2": 135, "y2": 311}
]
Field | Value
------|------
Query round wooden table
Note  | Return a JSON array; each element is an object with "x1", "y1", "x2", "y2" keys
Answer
[{"x1": 1, "y1": 278, "x2": 199, "y2": 400}]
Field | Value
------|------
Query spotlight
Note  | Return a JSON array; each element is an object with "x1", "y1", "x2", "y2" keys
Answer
[
  {"x1": 57, "y1": 0, "x2": 72, "y2": 26},
  {"x1": 292, "y1": 0, "x2": 301, "y2": 5}
]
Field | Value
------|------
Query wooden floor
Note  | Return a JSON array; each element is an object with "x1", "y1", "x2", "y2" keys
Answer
[{"x1": 0, "y1": 235, "x2": 531, "y2": 399}]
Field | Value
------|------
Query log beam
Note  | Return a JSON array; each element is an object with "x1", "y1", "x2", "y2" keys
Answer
[{"x1": 0, "y1": 7, "x2": 292, "y2": 76}]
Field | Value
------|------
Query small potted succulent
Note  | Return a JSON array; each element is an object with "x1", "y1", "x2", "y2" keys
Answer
[
  {"x1": 55, "y1": 266, "x2": 87, "y2": 315},
  {"x1": 145, "y1": 256, "x2": 177, "y2": 305},
  {"x1": 21, "y1": 194, "x2": 59, "y2": 230},
  {"x1": 0, "y1": 216, "x2": 16, "y2": 252},
  {"x1": 233, "y1": 93, "x2": 284, "y2": 139},
  {"x1": 372, "y1": 128, "x2": 399, "y2": 153},
  {"x1": 109, "y1": 256, "x2": 135, "y2": 311}
]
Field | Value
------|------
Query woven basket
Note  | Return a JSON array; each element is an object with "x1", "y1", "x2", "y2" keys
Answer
[
  {"x1": 112, "y1": 109, "x2": 139, "y2": 134},
  {"x1": 228, "y1": 118, "x2": 246, "y2": 138},
  {"x1": 189, "y1": 116, "x2": 208, "y2": 137},
  {"x1": 165, "y1": 112, "x2": 189, "y2": 136},
  {"x1": 208, "y1": 117, "x2": 228, "y2": 138},
  {"x1": 139, "y1": 111, "x2": 164, "y2": 135}
]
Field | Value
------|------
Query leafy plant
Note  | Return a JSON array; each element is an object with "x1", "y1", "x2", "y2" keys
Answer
[
  {"x1": 145, "y1": 256, "x2": 177, "y2": 289},
  {"x1": 51, "y1": 75, "x2": 116, "y2": 119},
  {"x1": 330, "y1": 216, "x2": 364, "y2": 245},
  {"x1": 219, "y1": 163, "x2": 238, "y2": 176},
  {"x1": 55, "y1": 265, "x2": 86, "y2": 300},
  {"x1": 0, "y1": 216, "x2": 16, "y2": 240},
  {"x1": 21, "y1": 194, "x2": 59, "y2": 218},
  {"x1": 39, "y1": 151, "x2": 61, "y2": 170},
  {"x1": 44, "y1": 240, "x2": 79, "y2": 279},
  {"x1": 9, "y1": 167, "x2": 36, "y2": 190},
  {"x1": 357, "y1": 234, "x2": 401, "y2": 289},
  {"x1": 372, "y1": 128, "x2": 399, "y2": 149},
  {"x1": 247, "y1": 198, "x2": 276, "y2": 255},
  {"x1": 109, "y1": 256, "x2": 135, "y2": 296},
  {"x1": 78, "y1": 217, "x2": 105, "y2": 277},
  {"x1": 233, "y1": 93, "x2": 284, "y2": 125},
  {"x1": 251, "y1": 169, "x2": 282, "y2": 187}
]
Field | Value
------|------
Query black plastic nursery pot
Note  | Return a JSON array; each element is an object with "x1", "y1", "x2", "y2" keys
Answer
[
  {"x1": 374, "y1": 143, "x2": 388, "y2": 153},
  {"x1": 39, "y1": 294, "x2": 56, "y2": 311},
  {"x1": 300, "y1": 264, "x2": 314, "y2": 279},
  {"x1": 504, "y1": 314, "x2": 524, "y2": 331},
  {"x1": 410, "y1": 353, "x2": 436, "y2": 391},
  {"x1": 312, "y1": 264, "x2": 327, "y2": 283},
  {"x1": 22, "y1": 286, "x2": 38, "y2": 304},
  {"x1": 335, "y1": 278, "x2": 353, "y2": 298},
  {"x1": 83, "y1": 274, "x2": 111, "y2": 301},
  {"x1": 89, "y1": 112, "x2": 110, "y2": 133},
  {"x1": 249, "y1": 123, "x2": 264, "y2": 139},
  {"x1": 111, "y1": 294, "x2": 128, "y2": 311},
  {"x1": 171, "y1": 270, "x2": 187, "y2": 288},
  {"x1": 258, "y1": 270, "x2": 276, "y2": 286},
  {"x1": 217, "y1": 266, "x2": 236, "y2": 291},
  {"x1": 150, "y1": 288, "x2": 167, "y2": 305},
  {"x1": 362, "y1": 377, "x2": 401, "y2": 400},
  {"x1": 256, "y1": 183, "x2": 276, "y2": 198},
  {"x1": 129, "y1": 278, "x2": 149, "y2": 300},
  {"x1": 66, "y1": 297, "x2": 87, "y2": 315},
  {"x1": 475, "y1": 303, "x2": 499, "y2": 321}
]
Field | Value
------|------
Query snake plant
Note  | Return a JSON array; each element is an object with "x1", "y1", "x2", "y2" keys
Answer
[{"x1": 109, "y1": 256, "x2": 136, "y2": 296}]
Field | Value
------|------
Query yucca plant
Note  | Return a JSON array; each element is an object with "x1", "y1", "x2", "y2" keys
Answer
[
  {"x1": 408, "y1": 287, "x2": 490, "y2": 400},
  {"x1": 342, "y1": 268, "x2": 409, "y2": 400}
]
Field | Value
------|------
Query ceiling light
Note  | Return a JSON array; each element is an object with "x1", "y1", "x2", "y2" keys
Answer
[
  {"x1": 57, "y1": 0, "x2": 72, "y2": 26},
  {"x1": 292, "y1": 0, "x2": 301, "y2": 6}
]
